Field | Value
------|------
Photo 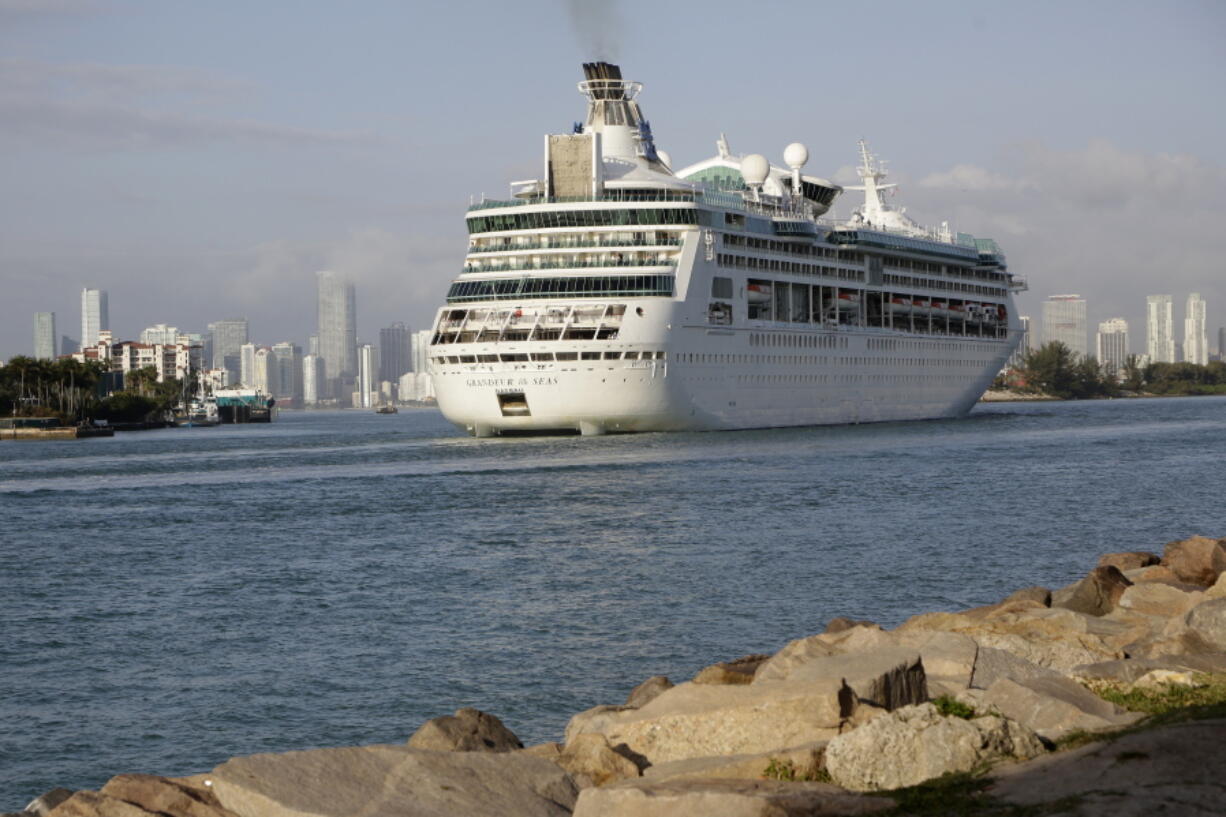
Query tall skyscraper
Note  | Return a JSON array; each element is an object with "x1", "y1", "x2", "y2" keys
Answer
[
  {"x1": 1146, "y1": 295, "x2": 1176, "y2": 363},
  {"x1": 1008, "y1": 315, "x2": 1031, "y2": 369},
  {"x1": 208, "y1": 318, "x2": 248, "y2": 382},
  {"x1": 1184, "y1": 293, "x2": 1208, "y2": 366},
  {"x1": 271, "y1": 342, "x2": 303, "y2": 407},
  {"x1": 80, "y1": 288, "x2": 109, "y2": 349},
  {"x1": 1041, "y1": 295, "x2": 1087, "y2": 357},
  {"x1": 357, "y1": 343, "x2": 376, "y2": 408},
  {"x1": 1096, "y1": 318, "x2": 1129, "y2": 376},
  {"x1": 316, "y1": 270, "x2": 357, "y2": 398},
  {"x1": 302, "y1": 354, "x2": 324, "y2": 405},
  {"x1": 253, "y1": 347, "x2": 274, "y2": 394},
  {"x1": 34, "y1": 312, "x2": 57, "y2": 359},
  {"x1": 239, "y1": 343, "x2": 257, "y2": 387},
  {"x1": 379, "y1": 322, "x2": 412, "y2": 384}
]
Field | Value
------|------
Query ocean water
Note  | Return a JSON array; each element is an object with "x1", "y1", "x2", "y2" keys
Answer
[{"x1": 1, "y1": 396, "x2": 1224, "y2": 808}]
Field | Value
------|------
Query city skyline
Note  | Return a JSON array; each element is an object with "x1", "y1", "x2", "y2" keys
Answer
[{"x1": 2, "y1": 2, "x2": 1223, "y2": 362}]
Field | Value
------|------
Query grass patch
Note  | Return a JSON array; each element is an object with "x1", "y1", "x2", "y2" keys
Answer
[
  {"x1": 932, "y1": 694, "x2": 976, "y2": 719},
  {"x1": 1086, "y1": 673, "x2": 1226, "y2": 720},
  {"x1": 760, "y1": 757, "x2": 829, "y2": 783},
  {"x1": 881, "y1": 769, "x2": 1085, "y2": 816}
]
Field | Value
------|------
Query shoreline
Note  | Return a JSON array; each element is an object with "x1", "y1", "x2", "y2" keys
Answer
[{"x1": 16, "y1": 535, "x2": 1226, "y2": 816}]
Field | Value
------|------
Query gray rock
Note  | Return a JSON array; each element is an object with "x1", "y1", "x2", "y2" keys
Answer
[
  {"x1": 1072, "y1": 654, "x2": 1226, "y2": 684},
  {"x1": 981, "y1": 676, "x2": 1142, "y2": 742},
  {"x1": 969, "y1": 647, "x2": 1062, "y2": 689},
  {"x1": 407, "y1": 707, "x2": 523, "y2": 752},
  {"x1": 752, "y1": 634, "x2": 836, "y2": 683},
  {"x1": 556, "y1": 733, "x2": 642, "y2": 788},
  {"x1": 692, "y1": 654, "x2": 770, "y2": 685},
  {"x1": 824, "y1": 616, "x2": 877, "y2": 634},
  {"x1": 1097, "y1": 551, "x2": 1161, "y2": 572},
  {"x1": 1185, "y1": 596, "x2": 1226, "y2": 651},
  {"x1": 576, "y1": 679, "x2": 854, "y2": 765},
  {"x1": 1052, "y1": 566, "x2": 1132, "y2": 617},
  {"x1": 565, "y1": 705, "x2": 635, "y2": 747},
  {"x1": 1161, "y1": 535, "x2": 1226, "y2": 587},
  {"x1": 824, "y1": 703, "x2": 1044, "y2": 792},
  {"x1": 784, "y1": 647, "x2": 927, "y2": 711},
  {"x1": 897, "y1": 631, "x2": 978, "y2": 690},
  {"x1": 989, "y1": 718, "x2": 1226, "y2": 814},
  {"x1": 210, "y1": 744, "x2": 577, "y2": 817},
  {"x1": 625, "y1": 676, "x2": 672, "y2": 708},
  {"x1": 572, "y1": 778, "x2": 891, "y2": 817},
  {"x1": 1002, "y1": 586, "x2": 1052, "y2": 607},
  {"x1": 1117, "y1": 582, "x2": 1203, "y2": 618}
]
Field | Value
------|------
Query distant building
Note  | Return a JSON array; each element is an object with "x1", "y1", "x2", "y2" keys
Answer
[
  {"x1": 410, "y1": 329, "x2": 432, "y2": 374},
  {"x1": 357, "y1": 343, "x2": 377, "y2": 408},
  {"x1": 1219, "y1": 327, "x2": 1226, "y2": 361},
  {"x1": 208, "y1": 318, "x2": 248, "y2": 384},
  {"x1": 271, "y1": 342, "x2": 303, "y2": 407},
  {"x1": 139, "y1": 324, "x2": 179, "y2": 346},
  {"x1": 1184, "y1": 293, "x2": 1208, "y2": 366},
  {"x1": 1008, "y1": 315, "x2": 1031, "y2": 369},
  {"x1": 308, "y1": 333, "x2": 320, "y2": 357},
  {"x1": 1096, "y1": 318, "x2": 1129, "y2": 377},
  {"x1": 73, "y1": 330, "x2": 204, "y2": 382},
  {"x1": 1146, "y1": 295, "x2": 1176, "y2": 363},
  {"x1": 302, "y1": 354, "x2": 324, "y2": 405},
  {"x1": 80, "y1": 288, "x2": 109, "y2": 349},
  {"x1": 1041, "y1": 295, "x2": 1087, "y2": 357},
  {"x1": 317, "y1": 270, "x2": 357, "y2": 400},
  {"x1": 34, "y1": 312, "x2": 56, "y2": 359},
  {"x1": 252, "y1": 347, "x2": 275, "y2": 394},
  {"x1": 239, "y1": 343, "x2": 257, "y2": 387},
  {"x1": 379, "y1": 322, "x2": 412, "y2": 384},
  {"x1": 61, "y1": 335, "x2": 78, "y2": 357}
]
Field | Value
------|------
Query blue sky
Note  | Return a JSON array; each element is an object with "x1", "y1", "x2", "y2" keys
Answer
[{"x1": 2, "y1": 0, "x2": 1224, "y2": 359}]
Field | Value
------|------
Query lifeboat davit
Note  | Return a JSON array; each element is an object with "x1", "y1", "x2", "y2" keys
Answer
[{"x1": 837, "y1": 291, "x2": 860, "y2": 310}]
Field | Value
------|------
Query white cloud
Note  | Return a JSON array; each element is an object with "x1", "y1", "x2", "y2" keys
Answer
[{"x1": 919, "y1": 164, "x2": 1031, "y2": 193}]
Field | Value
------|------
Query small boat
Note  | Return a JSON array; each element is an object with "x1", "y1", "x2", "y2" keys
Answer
[
  {"x1": 912, "y1": 299, "x2": 931, "y2": 317},
  {"x1": 889, "y1": 297, "x2": 912, "y2": 314},
  {"x1": 746, "y1": 283, "x2": 772, "y2": 304},
  {"x1": 375, "y1": 405, "x2": 398, "y2": 414},
  {"x1": 836, "y1": 291, "x2": 860, "y2": 310}
]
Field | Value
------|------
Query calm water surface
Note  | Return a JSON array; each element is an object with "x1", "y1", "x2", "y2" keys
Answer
[{"x1": 2, "y1": 397, "x2": 1224, "y2": 807}]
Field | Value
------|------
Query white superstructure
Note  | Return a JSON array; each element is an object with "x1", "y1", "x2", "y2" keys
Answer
[{"x1": 428, "y1": 62, "x2": 1026, "y2": 436}]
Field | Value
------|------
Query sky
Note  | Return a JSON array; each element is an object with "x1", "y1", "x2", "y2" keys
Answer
[{"x1": 2, "y1": 0, "x2": 1224, "y2": 360}]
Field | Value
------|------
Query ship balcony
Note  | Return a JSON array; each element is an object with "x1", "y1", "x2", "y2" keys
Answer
[
  {"x1": 467, "y1": 236, "x2": 682, "y2": 254},
  {"x1": 433, "y1": 303, "x2": 627, "y2": 345},
  {"x1": 462, "y1": 257, "x2": 677, "y2": 274}
]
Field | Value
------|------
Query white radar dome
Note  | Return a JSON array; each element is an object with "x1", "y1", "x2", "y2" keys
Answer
[
  {"x1": 783, "y1": 142, "x2": 809, "y2": 170},
  {"x1": 656, "y1": 150, "x2": 672, "y2": 169},
  {"x1": 741, "y1": 154, "x2": 769, "y2": 186}
]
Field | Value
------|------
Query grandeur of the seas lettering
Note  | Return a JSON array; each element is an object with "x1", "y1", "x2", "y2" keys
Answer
[{"x1": 465, "y1": 377, "x2": 559, "y2": 388}]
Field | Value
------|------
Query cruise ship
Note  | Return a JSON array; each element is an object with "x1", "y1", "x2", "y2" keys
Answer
[{"x1": 428, "y1": 62, "x2": 1025, "y2": 436}]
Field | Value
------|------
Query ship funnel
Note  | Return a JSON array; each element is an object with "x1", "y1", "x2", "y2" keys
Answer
[{"x1": 576, "y1": 61, "x2": 657, "y2": 163}]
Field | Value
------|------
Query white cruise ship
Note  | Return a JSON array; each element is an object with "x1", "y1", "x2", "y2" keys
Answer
[{"x1": 428, "y1": 62, "x2": 1025, "y2": 436}]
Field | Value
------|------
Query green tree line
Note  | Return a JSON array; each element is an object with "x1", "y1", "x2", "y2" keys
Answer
[
  {"x1": 1, "y1": 357, "x2": 185, "y2": 424},
  {"x1": 1003, "y1": 342, "x2": 1226, "y2": 399}
]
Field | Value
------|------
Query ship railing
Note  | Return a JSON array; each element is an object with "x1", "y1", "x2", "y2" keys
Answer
[
  {"x1": 468, "y1": 190, "x2": 699, "y2": 211},
  {"x1": 468, "y1": 237, "x2": 683, "y2": 253},
  {"x1": 462, "y1": 258, "x2": 678, "y2": 274}
]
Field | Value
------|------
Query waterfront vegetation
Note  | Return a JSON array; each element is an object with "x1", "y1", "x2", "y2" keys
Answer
[
  {"x1": 997, "y1": 341, "x2": 1226, "y2": 399},
  {"x1": 0, "y1": 357, "x2": 184, "y2": 424}
]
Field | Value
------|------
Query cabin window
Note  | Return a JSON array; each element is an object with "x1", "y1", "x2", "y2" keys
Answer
[{"x1": 711, "y1": 276, "x2": 733, "y2": 299}]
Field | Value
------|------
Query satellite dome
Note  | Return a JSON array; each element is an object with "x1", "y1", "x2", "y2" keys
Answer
[
  {"x1": 656, "y1": 149, "x2": 672, "y2": 169},
  {"x1": 783, "y1": 142, "x2": 809, "y2": 170},
  {"x1": 741, "y1": 154, "x2": 769, "y2": 186}
]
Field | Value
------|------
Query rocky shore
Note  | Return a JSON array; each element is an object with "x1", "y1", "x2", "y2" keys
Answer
[{"x1": 12, "y1": 536, "x2": 1226, "y2": 817}]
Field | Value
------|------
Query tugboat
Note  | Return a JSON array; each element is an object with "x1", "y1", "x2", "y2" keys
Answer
[{"x1": 375, "y1": 404, "x2": 398, "y2": 414}]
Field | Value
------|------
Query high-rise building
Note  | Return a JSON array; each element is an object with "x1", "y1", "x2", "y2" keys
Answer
[
  {"x1": 410, "y1": 329, "x2": 431, "y2": 374},
  {"x1": 270, "y1": 342, "x2": 303, "y2": 407},
  {"x1": 239, "y1": 343, "x2": 257, "y2": 387},
  {"x1": 1096, "y1": 318, "x2": 1129, "y2": 377},
  {"x1": 1008, "y1": 315, "x2": 1031, "y2": 369},
  {"x1": 302, "y1": 354, "x2": 325, "y2": 405},
  {"x1": 308, "y1": 334, "x2": 320, "y2": 357},
  {"x1": 80, "y1": 288, "x2": 109, "y2": 349},
  {"x1": 208, "y1": 318, "x2": 248, "y2": 383},
  {"x1": 316, "y1": 270, "x2": 357, "y2": 399},
  {"x1": 252, "y1": 347, "x2": 275, "y2": 394},
  {"x1": 139, "y1": 324, "x2": 179, "y2": 345},
  {"x1": 1041, "y1": 295, "x2": 1087, "y2": 357},
  {"x1": 1219, "y1": 327, "x2": 1226, "y2": 361},
  {"x1": 1146, "y1": 295, "x2": 1176, "y2": 363},
  {"x1": 357, "y1": 343, "x2": 377, "y2": 408},
  {"x1": 1184, "y1": 293, "x2": 1208, "y2": 366},
  {"x1": 34, "y1": 312, "x2": 57, "y2": 359},
  {"x1": 379, "y1": 322, "x2": 412, "y2": 384}
]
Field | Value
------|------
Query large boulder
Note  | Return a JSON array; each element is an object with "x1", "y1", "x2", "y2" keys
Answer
[
  {"x1": 981, "y1": 676, "x2": 1142, "y2": 742},
  {"x1": 24, "y1": 789, "x2": 74, "y2": 816},
  {"x1": 1185, "y1": 597, "x2": 1226, "y2": 651},
  {"x1": 43, "y1": 792, "x2": 155, "y2": 817},
  {"x1": 989, "y1": 718, "x2": 1226, "y2": 814},
  {"x1": 1117, "y1": 582, "x2": 1203, "y2": 618},
  {"x1": 1051, "y1": 566, "x2": 1132, "y2": 617},
  {"x1": 969, "y1": 647, "x2": 1062, "y2": 690},
  {"x1": 1072, "y1": 653, "x2": 1226, "y2": 684},
  {"x1": 753, "y1": 627, "x2": 898, "y2": 683},
  {"x1": 896, "y1": 631, "x2": 978, "y2": 692},
  {"x1": 1002, "y1": 586, "x2": 1052, "y2": 607},
  {"x1": 568, "y1": 679, "x2": 855, "y2": 765},
  {"x1": 692, "y1": 654, "x2": 769, "y2": 685},
  {"x1": 407, "y1": 707, "x2": 522, "y2": 752},
  {"x1": 1097, "y1": 551, "x2": 1161, "y2": 572},
  {"x1": 555, "y1": 734, "x2": 642, "y2": 788},
  {"x1": 46, "y1": 776, "x2": 238, "y2": 817},
  {"x1": 1161, "y1": 535, "x2": 1226, "y2": 587},
  {"x1": 565, "y1": 706, "x2": 635, "y2": 746},
  {"x1": 780, "y1": 647, "x2": 927, "y2": 711},
  {"x1": 209, "y1": 745, "x2": 577, "y2": 817},
  {"x1": 625, "y1": 676, "x2": 672, "y2": 708},
  {"x1": 824, "y1": 703, "x2": 1044, "y2": 792},
  {"x1": 642, "y1": 741, "x2": 827, "y2": 783},
  {"x1": 572, "y1": 778, "x2": 891, "y2": 817}
]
